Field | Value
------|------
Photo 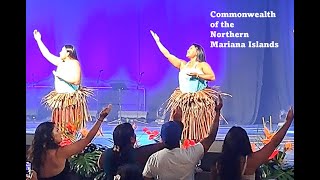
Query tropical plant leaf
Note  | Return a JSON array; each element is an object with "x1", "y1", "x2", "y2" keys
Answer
[
  {"x1": 94, "y1": 171, "x2": 106, "y2": 180},
  {"x1": 259, "y1": 158, "x2": 294, "y2": 180},
  {"x1": 69, "y1": 150, "x2": 102, "y2": 177}
]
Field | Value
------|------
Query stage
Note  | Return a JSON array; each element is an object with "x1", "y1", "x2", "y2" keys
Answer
[{"x1": 26, "y1": 120, "x2": 294, "y2": 165}]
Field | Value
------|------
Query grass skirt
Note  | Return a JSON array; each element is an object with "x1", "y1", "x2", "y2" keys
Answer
[
  {"x1": 41, "y1": 86, "x2": 94, "y2": 138},
  {"x1": 164, "y1": 86, "x2": 231, "y2": 141}
]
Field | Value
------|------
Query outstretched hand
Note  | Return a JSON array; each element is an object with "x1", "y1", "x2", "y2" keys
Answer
[
  {"x1": 150, "y1": 30, "x2": 160, "y2": 42},
  {"x1": 286, "y1": 106, "x2": 294, "y2": 122},
  {"x1": 214, "y1": 95, "x2": 223, "y2": 111},
  {"x1": 99, "y1": 104, "x2": 112, "y2": 120},
  {"x1": 33, "y1": 29, "x2": 41, "y2": 41},
  {"x1": 187, "y1": 72, "x2": 199, "y2": 77}
]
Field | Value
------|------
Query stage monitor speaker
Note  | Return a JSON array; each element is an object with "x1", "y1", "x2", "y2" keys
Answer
[{"x1": 119, "y1": 111, "x2": 148, "y2": 119}]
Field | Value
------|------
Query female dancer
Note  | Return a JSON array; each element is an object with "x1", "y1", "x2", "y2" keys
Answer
[
  {"x1": 33, "y1": 29, "x2": 93, "y2": 140},
  {"x1": 150, "y1": 30, "x2": 230, "y2": 142}
]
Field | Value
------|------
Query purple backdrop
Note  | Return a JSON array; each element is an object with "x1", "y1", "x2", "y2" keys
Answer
[{"x1": 26, "y1": 0, "x2": 294, "y2": 124}]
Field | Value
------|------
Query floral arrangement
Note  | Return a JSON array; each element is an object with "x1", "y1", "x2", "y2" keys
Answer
[
  {"x1": 59, "y1": 122, "x2": 103, "y2": 147},
  {"x1": 58, "y1": 121, "x2": 105, "y2": 179},
  {"x1": 252, "y1": 116, "x2": 294, "y2": 180},
  {"x1": 142, "y1": 127, "x2": 160, "y2": 142}
]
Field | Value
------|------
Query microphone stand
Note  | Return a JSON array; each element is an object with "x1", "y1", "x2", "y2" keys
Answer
[
  {"x1": 32, "y1": 73, "x2": 35, "y2": 87},
  {"x1": 132, "y1": 72, "x2": 147, "y2": 124},
  {"x1": 96, "y1": 70, "x2": 103, "y2": 120}
]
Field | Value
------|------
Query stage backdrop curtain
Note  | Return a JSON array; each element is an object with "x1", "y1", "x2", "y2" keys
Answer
[{"x1": 26, "y1": 0, "x2": 294, "y2": 124}]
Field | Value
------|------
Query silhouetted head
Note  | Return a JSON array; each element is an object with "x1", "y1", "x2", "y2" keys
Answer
[
  {"x1": 115, "y1": 164, "x2": 143, "y2": 180},
  {"x1": 218, "y1": 126, "x2": 253, "y2": 180},
  {"x1": 160, "y1": 121, "x2": 183, "y2": 149},
  {"x1": 113, "y1": 123, "x2": 136, "y2": 149},
  {"x1": 27, "y1": 122, "x2": 61, "y2": 173},
  {"x1": 59, "y1": 44, "x2": 78, "y2": 60},
  {"x1": 222, "y1": 126, "x2": 252, "y2": 156},
  {"x1": 104, "y1": 123, "x2": 137, "y2": 179},
  {"x1": 186, "y1": 43, "x2": 206, "y2": 62}
]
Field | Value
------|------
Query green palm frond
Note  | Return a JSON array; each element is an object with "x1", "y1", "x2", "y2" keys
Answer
[
  {"x1": 69, "y1": 150, "x2": 102, "y2": 177},
  {"x1": 94, "y1": 171, "x2": 107, "y2": 180},
  {"x1": 259, "y1": 156, "x2": 294, "y2": 180}
]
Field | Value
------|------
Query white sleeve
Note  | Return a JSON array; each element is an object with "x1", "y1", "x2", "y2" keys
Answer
[
  {"x1": 142, "y1": 155, "x2": 155, "y2": 178},
  {"x1": 186, "y1": 142, "x2": 205, "y2": 164}
]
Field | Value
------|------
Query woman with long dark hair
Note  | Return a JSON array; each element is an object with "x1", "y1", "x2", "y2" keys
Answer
[
  {"x1": 99, "y1": 122, "x2": 165, "y2": 180},
  {"x1": 150, "y1": 30, "x2": 230, "y2": 142},
  {"x1": 102, "y1": 123, "x2": 137, "y2": 179},
  {"x1": 27, "y1": 105, "x2": 112, "y2": 180},
  {"x1": 211, "y1": 107, "x2": 294, "y2": 180}
]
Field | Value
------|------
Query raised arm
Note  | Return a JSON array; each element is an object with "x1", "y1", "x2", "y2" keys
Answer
[
  {"x1": 252, "y1": 107, "x2": 294, "y2": 167},
  {"x1": 200, "y1": 95, "x2": 223, "y2": 153},
  {"x1": 57, "y1": 104, "x2": 112, "y2": 159},
  {"x1": 33, "y1": 30, "x2": 62, "y2": 66},
  {"x1": 150, "y1": 30, "x2": 186, "y2": 69}
]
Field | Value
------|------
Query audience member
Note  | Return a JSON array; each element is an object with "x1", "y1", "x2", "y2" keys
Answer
[
  {"x1": 113, "y1": 164, "x2": 144, "y2": 180},
  {"x1": 211, "y1": 107, "x2": 294, "y2": 180},
  {"x1": 142, "y1": 95, "x2": 223, "y2": 180},
  {"x1": 98, "y1": 123, "x2": 165, "y2": 180},
  {"x1": 27, "y1": 104, "x2": 112, "y2": 180}
]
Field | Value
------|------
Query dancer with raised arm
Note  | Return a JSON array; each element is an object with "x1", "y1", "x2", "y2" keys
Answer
[
  {"x1": 150, "y1": 30, "x2": 230, "y2": 142},
  {"x1": 33, "y1": 29, "x2": 93, "y2": 140}
]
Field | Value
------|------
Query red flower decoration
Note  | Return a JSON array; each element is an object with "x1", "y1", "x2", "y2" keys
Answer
[
  {"x1": 268, "y1": 150, "x2": 279, "y2": 160},
  {"x1": 149, "y1": 131, "x2": 159, "y2": 140},
  {"x1": 59, "y1": 138, "x2": 72, "y2": 147},
  {"x1": 143, "y1": 127, "x2": 151, "y2": 134},
  {"x1": 66, "y1": 122, "x2": 76, "y2": 134},
  {"x1": 143, "y1": 127, "x2": 159, "y2": 140},
  {"x1": 182, "y1": 139, "x2": 196, "y2": 149}
]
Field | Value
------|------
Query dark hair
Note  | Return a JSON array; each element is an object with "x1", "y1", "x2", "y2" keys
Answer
[
  {"x1": 115, "y1": 164, "x2": 143, "y2": 180},
  {"x1": 113, "y1": 123, "x2": 135, "y2": 149},
  {"x1": 105, "y1": 123, "x2": 136, "y2": 179},
  {"x1": 218, "y1": 126, "x2": 253, "y2": 180},
  {"x1": 160, "y1": 121, "x2": 183, "y2": 150},
  {"x1": 27, "y1": 122, "x2": 59, "y2": 174},
  {"x1": 64, "y1": 44, "x2": 78, "y2": 60},
  {"x1": 192, "y1": 43, "x2": 206, "y2": 62}
]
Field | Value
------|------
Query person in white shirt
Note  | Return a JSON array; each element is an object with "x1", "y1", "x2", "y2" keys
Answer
[{"x1": 142, "y1": 95, "x2": 223, "y2": 180}]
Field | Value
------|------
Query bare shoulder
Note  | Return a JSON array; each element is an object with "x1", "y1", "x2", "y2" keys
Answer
[
  {"x1": 199, "y1": 61, "x2": 211, "y2": 67},
  {"x1": 70, "y1": 59, "x2": 80, "y2": 65},
  {"x1": 49, "y1": 148, "x2": 65, "y2": 163},
  {"x1": 65, "y1": 60, "x2": 81, "y2": 68}
]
